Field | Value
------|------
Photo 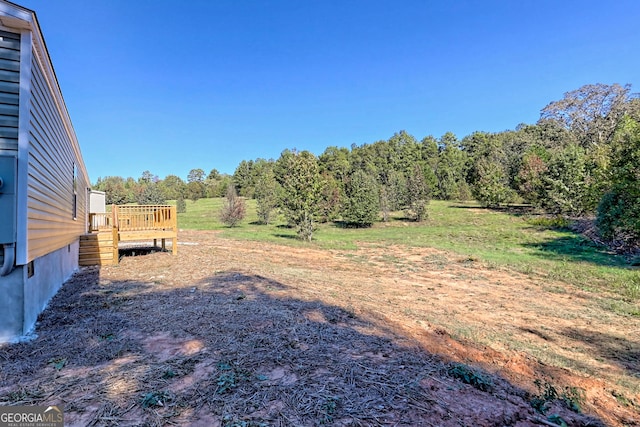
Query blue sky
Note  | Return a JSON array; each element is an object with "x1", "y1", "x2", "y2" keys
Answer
[{"x1": 20, "y1": 0, "x2": 640, "y2": 183}]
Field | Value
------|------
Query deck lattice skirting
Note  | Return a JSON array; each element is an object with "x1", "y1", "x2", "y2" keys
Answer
[{"x1": 80, "y1": 205, "x2": 178, "y2": 266}]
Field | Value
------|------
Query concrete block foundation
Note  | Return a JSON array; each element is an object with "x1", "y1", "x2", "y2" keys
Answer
[{"x1": 0, "y1": 240, "x2": 79, "y2": 343}]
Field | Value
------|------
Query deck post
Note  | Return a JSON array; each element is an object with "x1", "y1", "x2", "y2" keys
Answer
[
  {"x1": 111, "y1": 224, "x2": 119, "y2": 265},
  {"x1": 111, "y1": 205, "x2": 119, "y2": 264},
  {"x1": 171, "y1": 206, "x2": 178, "y2": 255},
  {"x1": 112, "y1": 204, "x2": 119, "y2": 229}
]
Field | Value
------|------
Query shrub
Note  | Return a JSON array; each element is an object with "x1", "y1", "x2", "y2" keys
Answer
[
  {"x1": 447, "y1": 363, "x2": 493, "y2": 392},
  {"x1": 219, "y1": 184, "x2": 246, "y2": 227},
  {"x1": 530, "y1": 379, "x2": 585, "y2": 415},
  {"x1": 597, "y1": 190, "x2": 640, "y2": 246}
]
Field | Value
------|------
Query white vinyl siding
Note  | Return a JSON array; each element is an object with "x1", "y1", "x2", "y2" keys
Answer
[{"x1": 26, "y1": 48, "x2": 88, "y2": 262}]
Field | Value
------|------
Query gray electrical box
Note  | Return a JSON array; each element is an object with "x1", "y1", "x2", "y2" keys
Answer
[{"x1": 0, "y1": 155, "x2": 17, "y2": 244}]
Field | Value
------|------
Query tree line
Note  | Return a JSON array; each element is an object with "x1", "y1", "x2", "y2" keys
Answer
[
  {"x1": 93, "y1": 168, "x2": 233, "y2": 206},
  {"x1": 93, "y1": 83, "x2": 640, "y2": 244}
]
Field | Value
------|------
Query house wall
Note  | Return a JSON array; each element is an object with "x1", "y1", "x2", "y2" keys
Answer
[
  {"x1": 0, "y1": 1, "x2": 90, "y2": 343},
  {"x1": 26, "y1": 45, "x2": 89, "y2": 262}
]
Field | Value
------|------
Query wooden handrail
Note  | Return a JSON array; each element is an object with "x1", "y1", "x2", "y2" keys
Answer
[
  {"x1": 88, "y1": 212, "x2": 111, "y2": 231},
  {"x1": 88, "y1": 205, "x2": 177, "y2": 233}
]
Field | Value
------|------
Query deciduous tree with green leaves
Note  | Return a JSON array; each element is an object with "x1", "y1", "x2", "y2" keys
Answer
[
  {"x1": 187, "y1": 168, "x2": 205, "y2": 183},
  {"x1": 93, "y1": 176, "x2": 134, "y2": 205},
  {"x1": 464, "y1": 132, "x2": 514, "y2": 207},
  {"x1": 136, "y1": 182, "x2": 166, "y2": 205},
  {"x1": 186, "y1": 181, "x2": 205, "y2": 203},
  {"x1": 516, "y1": 147, "x2": 549, "y2": 206},
  {"x1": 471, "y1": 157, "x2": 515, "y2": 207},
  {"x1": 541, "y1": 144, "x2": 597, "y2": 216},
  {"x1": 597, "y1": 116, "x2": 640, "y2": 245},
  {"x1": 159, "y1": 174, "x2": 186, "y2": 200},
  {"x1": 186, "y1": 168, "x2": 206, "y2": 202}
]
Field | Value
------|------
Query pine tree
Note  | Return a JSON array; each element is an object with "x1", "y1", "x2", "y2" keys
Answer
[
  {"x1": 405, "y1": 164, "x2": 430, "y2": 221},
  {"x1": 176, "y1": 196, "x2": 187, "y2": 214},
  {"x1": 275, "y1": 150, "x2": 324, "y2": 241},
  {"x1": 219, "y1": 184, "x2": 246, "y2": 227},
  {"x1": 255, "y1": 168, "x2": 279, "y2": 225},
  {"x1": 342, "y1": 170, "x2": 379, "y2": 227}
]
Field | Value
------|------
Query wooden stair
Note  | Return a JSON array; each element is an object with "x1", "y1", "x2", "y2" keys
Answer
[{"x1": 79, "y1": 231, "x2": 118, "y2": 266}]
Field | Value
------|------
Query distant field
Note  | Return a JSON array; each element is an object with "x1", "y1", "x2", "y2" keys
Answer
[{"x1": 173, "y1": 198, "x2": 639, "y2": 305}]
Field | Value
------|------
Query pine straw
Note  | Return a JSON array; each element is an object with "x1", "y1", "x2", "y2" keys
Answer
[{"x1": 0, "y1": 267, "x2": 605, "y2": 426}]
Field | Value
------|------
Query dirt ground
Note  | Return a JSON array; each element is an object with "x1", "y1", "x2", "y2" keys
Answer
[{"x1": 1, "y1": 229, "x2": 638, "y2": 426}]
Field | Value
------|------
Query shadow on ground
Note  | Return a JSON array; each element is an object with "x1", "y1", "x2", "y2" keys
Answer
[
  {"x1": 449, "y1": 204, "x2": 537, "y2": 215},
  {"x1": 0, "y1": 267, "x2": 606, "y2": 426},
  {"x1": 119, "y1": 245, "x2": 171, "y2": 260},
  {"x1": 521, "y1": 234, "x2": 633, "y2": 268},
  {"x1": 561, "y1": 327, "x2": 640, "y2": 377}
]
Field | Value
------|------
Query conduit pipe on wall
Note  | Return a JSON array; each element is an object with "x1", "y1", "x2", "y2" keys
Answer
[{"x1": 0, "y1": 243, "x2": 15, "y2": 276}]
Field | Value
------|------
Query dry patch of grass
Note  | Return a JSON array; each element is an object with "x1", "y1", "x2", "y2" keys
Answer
[{"x1": 0, "y1": 230, "x2": 637, "y2": 426}]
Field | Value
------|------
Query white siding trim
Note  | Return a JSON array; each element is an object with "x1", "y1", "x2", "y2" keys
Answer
[{"x1": 15, "y1": 29, "x2": 30, "y2": 265}]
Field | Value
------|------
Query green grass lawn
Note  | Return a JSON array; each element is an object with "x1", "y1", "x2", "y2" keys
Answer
[{"x1": 172, "y1": 198, "x2": 639, "y2": 305}]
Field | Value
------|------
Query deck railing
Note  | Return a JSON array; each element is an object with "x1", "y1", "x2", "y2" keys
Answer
[
  {"x1": 88, "y1": 205, "x2": 177, "y2": 233},
  {"x1": 115, "y1": 205, "x2": 176, "y2": 231},
  {"x1": 88, "y1": 212, "x2": 113, "y2": 232},
  {"x1": 84, "y1": 205, "x2": 178, "y2": 264}
]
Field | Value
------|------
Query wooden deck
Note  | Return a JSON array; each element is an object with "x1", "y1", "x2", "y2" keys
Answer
[{"x1": 80, "y1": 205, "x2": 178, "y2": 266}]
